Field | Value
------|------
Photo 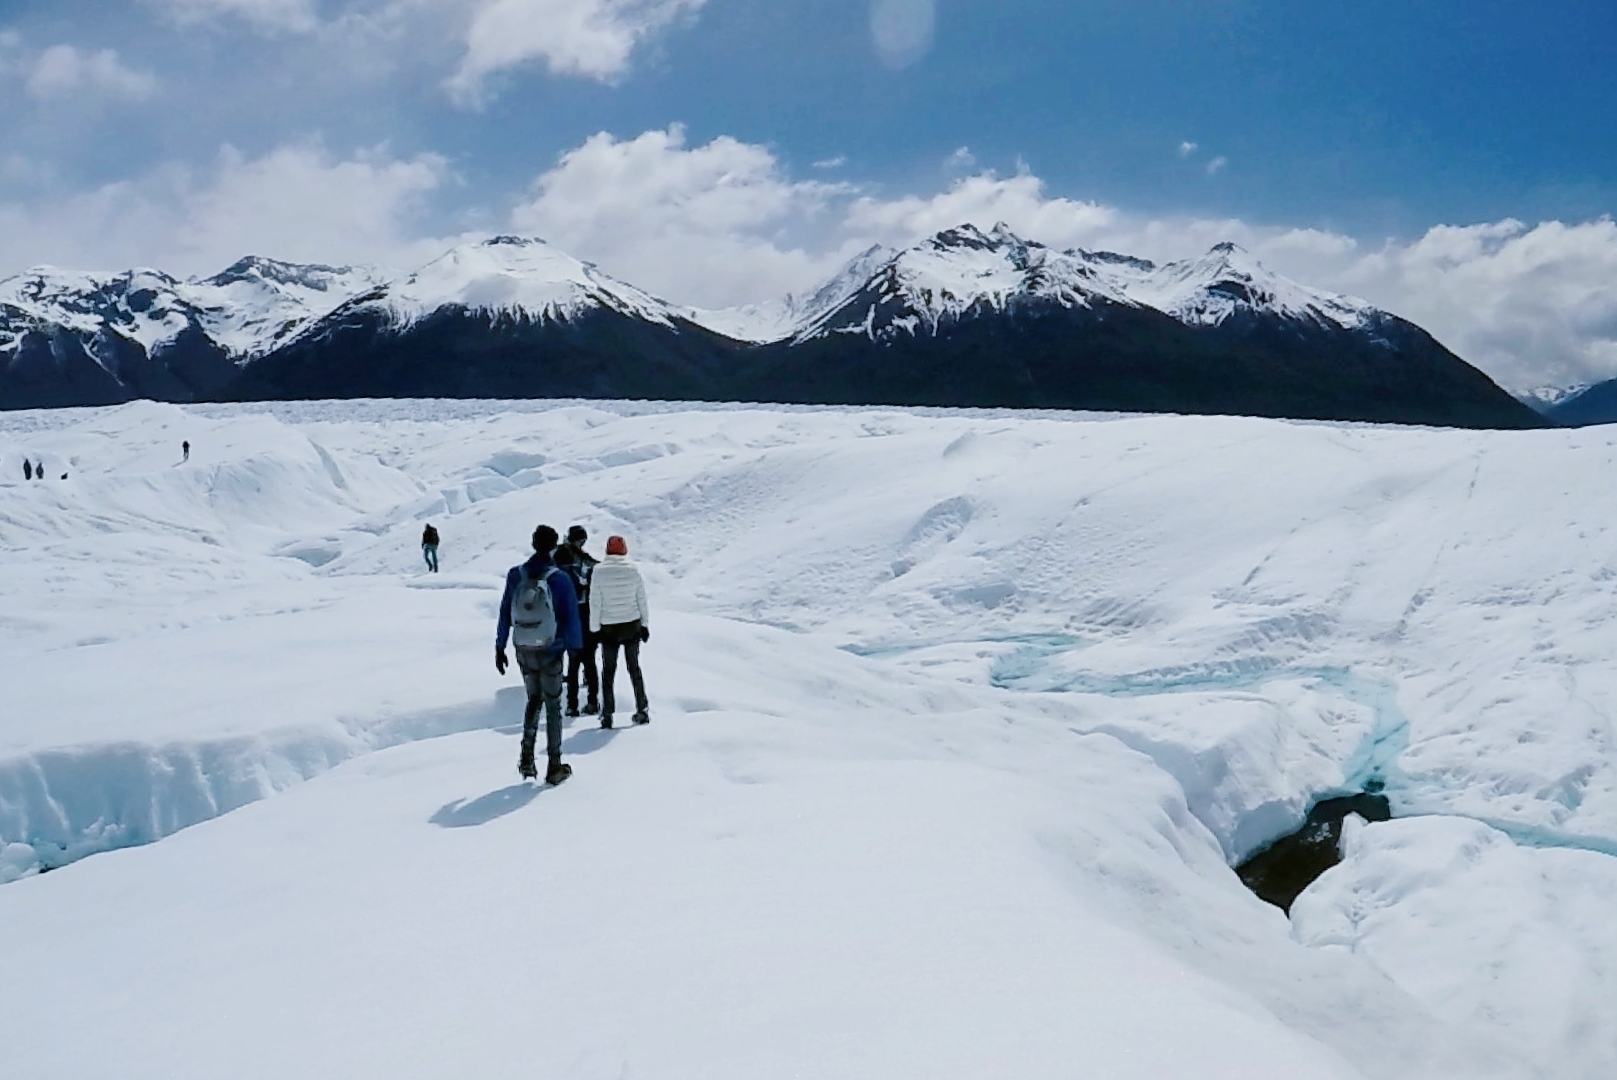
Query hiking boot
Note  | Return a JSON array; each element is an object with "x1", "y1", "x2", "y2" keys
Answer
[
  {"x1": 631, "y1": 709, "x2": 650, "y2": 725},
  {"x1": 600, "y1": 715, "x2": 614, "y2": 730},
  {"x1": 545, "y1": 761, "x2": 572, "y2": 786},
  {"x1": 518, "y1": 753, "x2": 538, "y2": 781},
  {"x1": 582, "y1": 699, "x2": 600, "y2": 715},
  {"x1": 565, "y1": 703, "x2": 580, "y2": 718}
]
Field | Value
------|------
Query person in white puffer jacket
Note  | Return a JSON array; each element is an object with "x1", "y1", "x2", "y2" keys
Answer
[{"x1": 589, "y1": 534, "x2": 651, "y2": 728}]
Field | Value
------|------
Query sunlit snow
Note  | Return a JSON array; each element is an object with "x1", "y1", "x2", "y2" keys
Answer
[{"x1": 2, "y1": 398, "x2": 1613, "y2": 1078}]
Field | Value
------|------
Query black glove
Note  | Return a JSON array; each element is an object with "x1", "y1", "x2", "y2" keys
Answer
[
  {"x1": 495, "y1": 648, "x2": 508, "y2": 675},
  {"x1": 639, "y1": 626, "x2": 650, "y2": 643}
]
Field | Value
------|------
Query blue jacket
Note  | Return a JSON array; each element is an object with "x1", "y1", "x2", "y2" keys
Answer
[{"x1": 496, "y1": 553, "x2": 583, "y2": 653}]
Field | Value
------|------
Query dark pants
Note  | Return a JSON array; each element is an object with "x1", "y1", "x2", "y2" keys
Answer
[
  {"x1": 516, "y1": 647, "x2": 565, "y2": 764},
  {"x1": 599, "y1": 620, "x2": 649, "y2": 718},
  {"x1": 422, "y1": 544, "x2": 438, "y2": 572},
  {"x1": 565, "y1": 624, "x2": 598, "y2": 708}
]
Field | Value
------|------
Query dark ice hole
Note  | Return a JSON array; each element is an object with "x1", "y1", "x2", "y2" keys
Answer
[{"x1": 1236, "y1": 789, "x2": 1392, "y2": 913}]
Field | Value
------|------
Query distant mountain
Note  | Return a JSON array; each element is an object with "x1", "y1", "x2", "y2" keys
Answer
[
  {"x1": 1540, "y1": 379, "x2": 1617, "y2": 427},
  {"x1": 2, "y1": 226, "x2": 1545, "y2": 430},
  {"x1": 0, "y1": 258, "x2": 384, "y2": 409},
  {"x1": 225, "y1": 237, "x2": 743, "y2": 402},
  {"x1": 722, "y1": 225, "x2": 1543, "y2": 429}
]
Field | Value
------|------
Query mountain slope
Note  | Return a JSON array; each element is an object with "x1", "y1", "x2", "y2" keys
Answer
[
  {"x1": 0, "y1": 259, "x2": 383, "y2": 410},
  {"x1": 225, "y1": 237, "x2": 745, "y2": 402},
  {"x1": 731, "y1": 225, "x2": 1543, "y2": 429}
]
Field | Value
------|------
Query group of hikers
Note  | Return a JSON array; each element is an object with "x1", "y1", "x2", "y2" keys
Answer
[{"x1": 491, "y1": 523, "x2": 652, "y2": 785}]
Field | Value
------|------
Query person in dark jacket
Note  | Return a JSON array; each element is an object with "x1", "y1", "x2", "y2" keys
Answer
[
  {"x1": 421, "y1": 523, "x2": 440, "y2": 572},
  {"x1": 22, "y1": 460, "x2": 31, "y2": 480},
  {"x1": 182, "y1": 440, "x2": 190, "y2": 462},
  {"x1": 496, "y1": 525, "x2": 584, "y2": 783},
  {"x1": 559, "y1": 525, "x2": 601, "y2": 717}
]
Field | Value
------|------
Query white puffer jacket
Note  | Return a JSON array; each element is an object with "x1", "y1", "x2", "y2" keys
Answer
[{"x1": 589, "y1": 554, "x2": 650, "y2": 631}]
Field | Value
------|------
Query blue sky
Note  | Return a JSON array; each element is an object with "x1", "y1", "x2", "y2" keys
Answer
[{"x1": 2, "y1": 0, "x2": 1616, "y2": 390}]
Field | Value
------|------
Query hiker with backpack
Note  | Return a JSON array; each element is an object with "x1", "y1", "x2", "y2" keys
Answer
[
  {"x1": 590, "y1": 534, "x2": 651, "y2": 728},
  {"x1": 495, "y1": 525, "x2": 584, "y2": 784},
  {"x1": 421, "y1": 523, "x2": 440, "y2": 573},
  {"x1": 560, "y1": 525, "x2": 601, "y2": 717}
]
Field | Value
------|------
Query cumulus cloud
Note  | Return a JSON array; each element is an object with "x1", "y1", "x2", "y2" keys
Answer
[
  {"x1": 1178, "y1": 141, "x2": 1198, "y2": 158},
  {"x1": 1205, "y1": 156, "x2": 1228, "y2": 176},
  {"x1": 1331, "y1": 219, "x2": 1617, "y2": 391},
  {"x1": 10, "y1": 44, "x2": 157, "y2": 103},
  {"x1": 942, "y1": 146, "x2": 977, "y2": 173},
  {"x1": 509, "y1": 124, "x2": 858, "y2": 307},
  {"x1": 446, "y1": 0, "x2": 707, "y2": 103},
  {"x1": 0, "y1": 143, "x2": 451, "y2": 277}
]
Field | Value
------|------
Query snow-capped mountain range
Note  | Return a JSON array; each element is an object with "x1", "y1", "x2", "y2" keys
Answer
[
  {"x1": 0, "y1": 256, "x2": 386, "y2": 362},
  {"x1": 685, "y1": 225, "x2": 1378, "y2": 345},
  {"x1": 0, "y1": 225, "x2": 1545, "y2": 429}
]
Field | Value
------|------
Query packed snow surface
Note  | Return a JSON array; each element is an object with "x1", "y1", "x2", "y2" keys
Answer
[{"x1": 3, "y1": 398, "x2": 1616, "y2": 1078}]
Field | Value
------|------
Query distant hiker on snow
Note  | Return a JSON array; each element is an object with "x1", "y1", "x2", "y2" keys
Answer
[
  {"x1": 182, "y1": 440, "x2": 190, "y2": 462},
  {"x1": 22, "y1": 460, "x2": 31, "y2": 480},
  {"x1": 560, "y1": 524, "x2": 600, "y2": 717},
  {"x1": 421, "y1": 523, "x2": 440, "y2": 573},
  {"x1": 496, "y1": 525, "x2": 583, "y2": 784},
  {"x1": 590, "y1": 534, "x2": 651, "y2": 728},
  {"x1": 35, "y1": 460, "x2": 43, "y2": 480}
]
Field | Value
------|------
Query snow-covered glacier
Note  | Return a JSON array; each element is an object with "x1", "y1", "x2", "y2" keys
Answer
[{"x1": 2, "y1": 398, "x2": 1612, "y2": 1078}]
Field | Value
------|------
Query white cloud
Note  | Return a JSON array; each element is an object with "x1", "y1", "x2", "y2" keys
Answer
[
  {"x1": 943, "y1": 146, "x2": 977, "y2": 173},
  {"x1": 1327, "y1": 218, "x2": 1617, "y2": 392},
  {"x1": 1206, "y1": 156, "x2": 1228, "y2": 176},
  {"x1": 1178, "y1": 141, "x2": 1198, "y2": 158},
  {"x1": 813, "y1": 156, "x2": 848, "y2": 170},
  {"x1": 509, "y1": 125, "x2": 859, "y2": 308},
  {"x1": 145, "y1": 0, "x2": 323, "y2": 34},
  {"x1": 446, "y1": 0, "x2": 707, "y2": 103},
  {"x1": 19, "y1": 45, "x2": 157, "y2": 103},
  {"x1": 0, "y1": 143, "x2": 451, "y2": 278},
  {"x1": 870, "y1": 0, "x2": 936, "y2": 70}
]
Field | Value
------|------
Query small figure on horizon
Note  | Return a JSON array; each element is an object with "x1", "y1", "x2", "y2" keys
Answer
[
  {"x1": 23, "y1": 459, "x2": 31, "y2": 480},
  {"x1": 590, "y1": 534, "x2": 651, "y2": 729},
  {"x1": 496, "y1": 525, "x2": 584, "y2": 784},
  {"x1": 182, "y1": 440, "x2": 190, "y2": 462},
  {"x1": 421, "y1": 523, "x2": 440, "y2": 573},
  {"x1": 35, "y1": 460, "x2": 43, "y2": 480}
]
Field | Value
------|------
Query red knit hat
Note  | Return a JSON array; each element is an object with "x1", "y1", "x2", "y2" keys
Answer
[{"x1": 605, "y1": 535, "x2": 628, "y2": 556}]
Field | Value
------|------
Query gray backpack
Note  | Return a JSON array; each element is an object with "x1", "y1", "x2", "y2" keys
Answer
[{"x1": 511, "y1": 567, "x2": 561, "y2": 649}]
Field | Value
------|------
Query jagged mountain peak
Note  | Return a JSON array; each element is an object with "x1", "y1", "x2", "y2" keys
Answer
[
  {"x1": 1135, "y1": 243, "x2": 1373, "y2": 329},
  {"x1": 202, "y1": 255, "x2": 365, "y2": 291}
]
